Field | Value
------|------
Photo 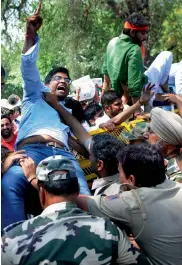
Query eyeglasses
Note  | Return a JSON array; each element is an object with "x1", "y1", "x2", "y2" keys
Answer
[{"x1": 51, "y1": 75, "x2": 72, "y2": 84}]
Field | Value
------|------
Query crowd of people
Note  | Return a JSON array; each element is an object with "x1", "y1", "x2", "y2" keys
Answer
[{"x1": 1, "y1": 2, "x2": 182, "y2": 265}]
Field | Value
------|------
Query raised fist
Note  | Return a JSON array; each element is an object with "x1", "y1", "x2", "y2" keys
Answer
[{"x1": 26, "y1": 0, "x2": 43, "y2": 37}]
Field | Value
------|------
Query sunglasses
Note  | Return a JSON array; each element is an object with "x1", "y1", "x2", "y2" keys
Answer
[{"x1": 51, "y1": 75, "x2": 72, "y2": 84}]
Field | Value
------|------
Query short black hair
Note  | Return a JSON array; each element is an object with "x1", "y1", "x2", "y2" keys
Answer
[
  {"x1": 4, "y1": 109, "x2": 14, "y2": 116},
  {"x1": 13, "y1": 106, "x2": 21, "y2": 114},
  {"x1": 117, "y1": 144, "x2": 166, "y2": 187},
  {"x1": 101, "y1": 91, "x2": 120, "y2": 108},
  {"x1": 84, "y1": 102, "x2": 103, "y2": 123},
  {"x1": 1, "y1": 114, "x2": 12, "y2": 123},
  {"x1": 38, "y1": 177, "x2": 79, "y2": 196},
  {"x1": 65, "y1": 98, "x2": 84, "y2": 123},
  {"x1": 123, "y1": 12, "x2": 149, "y2": 36},
  {"x1": 92, "y1": 134, "x2": 126, "y2": 176},
  {"x1": 1, "y1": 66, "x2": 5, "y2": 77},
  {"x1": 45, "y1": 67, "x2": 70, "y2": 84}
]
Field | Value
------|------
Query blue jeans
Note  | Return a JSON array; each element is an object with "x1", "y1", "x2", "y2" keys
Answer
[{"x1": 1, "y1": 143, "x2": 90, "y2": 229}]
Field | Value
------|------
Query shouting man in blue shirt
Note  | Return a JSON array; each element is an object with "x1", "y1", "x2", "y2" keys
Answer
[{"x1": 2, "y1": 0, "x2": 91, "y2": 229}]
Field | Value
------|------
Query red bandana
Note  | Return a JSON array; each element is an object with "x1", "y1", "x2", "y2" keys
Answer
[{"x1": 124, "y1": 21, "x2": 149, "y2": 31}]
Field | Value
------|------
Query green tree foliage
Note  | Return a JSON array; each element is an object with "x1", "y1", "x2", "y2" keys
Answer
[{"x1": 1, "y1": 0, "x2": 182, "y2": 98}]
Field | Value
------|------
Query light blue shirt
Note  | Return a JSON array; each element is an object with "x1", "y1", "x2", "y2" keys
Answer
[{"x1": 15, "y1": 36, "x2": 70, "y2": 149}]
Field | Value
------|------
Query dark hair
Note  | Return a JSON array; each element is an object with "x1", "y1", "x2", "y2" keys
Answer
[
  {"x1": 1, "y1": 66, "x2": 5, "y2": 77},
  {"x1": 93, "y1": 134, "x2": 126, "y2": 176},
  {"x1": 84, "y1": 102, "x2": 103, "y2": 123},
  {"x1": 13, "y1": 106, "x2": 21, "y2": 114},
  {"x1": 4, "y1": 109, "x2": 14, "y2": 116},
  {"x1": 1, "y1": 114, "x2": 12, "y2": 123},
  {"x1": 65, "y1": 98, "x2": 84, "y2": 123},
  {"x1": 38, "y1": 177, "x2": 79, "y2": 196},
  {"x1": 45, "y1": 67, "x2": 70, "y2": 84},
  {"x1": 101, "y1": 91, "x2": 120, "y2": 108},
  {"x1": 123, "y1": 12, "x2": 149, "y2": 36},
  {"x1": 117, "y1": 144, "x2": 166, "y2": 187}
]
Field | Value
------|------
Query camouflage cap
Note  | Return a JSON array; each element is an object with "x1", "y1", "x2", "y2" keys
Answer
[
  {"x1": 36, "y1": 155, "x2": 76, "y2": 182},
  {"x1": 121, "y1": 122, "x2": 150, "y2": 141}
]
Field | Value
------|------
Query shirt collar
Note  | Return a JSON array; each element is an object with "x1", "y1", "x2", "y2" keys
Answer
[
  {"x1": 41, "y1": 201, "x2": 77, "y2": 216},
  {"x1": 92, "y1": 173, "x2": 120, "y2": 190},
  {"x1": 119, "y1": 34, "x2": 134, "y2": 43}
]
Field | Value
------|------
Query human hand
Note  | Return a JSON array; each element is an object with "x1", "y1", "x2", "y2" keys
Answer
[
  {"x1": 26, "y1": 0, "x2": 43, "y2": 37},
  {"x1": 19, "y1": 157, "x2": 37, "y2": 180},
  {"x1": 2, "y1": 150, "x2": 27, "y2": 174},
  {"x1": 139, "y1": 82, "x2": 155, "y2": 105},
  {"x1": 76, "y1": 87, "x2": 81, "y2": 95},
  {"x1": 99, "y1": 120, "x2": 115, "y2": 131},
  {"x1": 162, "y1": 93, "x2": 178, "y2": 104}
]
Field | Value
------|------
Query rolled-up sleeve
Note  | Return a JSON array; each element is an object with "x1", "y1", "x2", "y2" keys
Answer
[{"x1": 21, "y1": 35, "x2": 50, "y2": 100}]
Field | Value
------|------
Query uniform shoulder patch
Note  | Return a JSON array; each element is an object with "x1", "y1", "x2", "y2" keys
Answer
[{"x1": 105, "y1": 194, "x2": 120, "y2": 200}]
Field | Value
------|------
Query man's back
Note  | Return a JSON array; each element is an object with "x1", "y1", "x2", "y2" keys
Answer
[
  {"x1": 2, "y1": 201, "x2": 150, "y2": 265},
  {"x1": 102, "y1": 34, "x2": 145, "y2": 98}
]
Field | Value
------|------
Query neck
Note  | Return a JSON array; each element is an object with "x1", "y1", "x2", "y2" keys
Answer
[
  {"x1": 164, "y1": 146, "x2": 180, "y2": 159},
  {"x1": 105, "y1": 112, "x2": 113, "y2": 119},
  {"x1": 98, "y1": 169, "x2": 109, "y2": 179},
  {"x1": 2, "y1": 134, "x2": 14, "y2": 143},
  {"x1": 43, "y1": 194, "x2": 77, "y2": 209}
]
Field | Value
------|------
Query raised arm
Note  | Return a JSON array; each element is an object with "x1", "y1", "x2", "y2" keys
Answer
[
  {"x1": 21, "y1": 0, "x2": 47, "y2": 99},
  {"x1": 100, "y1": 83, "x2": 154, "y2": 128}
]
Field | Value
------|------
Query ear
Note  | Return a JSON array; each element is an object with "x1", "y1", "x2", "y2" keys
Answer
[
  {"x1": 89, "y1": 119, "x2": 96, "y2": 126},
  {"x1": 97, "y1": 159, "x2": 104, "y2": 172},
  {"x1": 39, "y1": 187, "x2": 46, "y2": 209},
  {"x1": 128, "y1": 174, "x2": 136, "y2": 186},
  {"x1": 130, "y1": 30, "x2": 136, "y2": 38},
  {"x1": 104, "y1": 105, "x2": 111, "y2": 113}
]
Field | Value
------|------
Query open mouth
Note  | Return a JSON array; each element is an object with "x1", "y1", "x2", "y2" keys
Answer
[{"x1": 57, "y1": 85, "x2": 66, "y2": 92}]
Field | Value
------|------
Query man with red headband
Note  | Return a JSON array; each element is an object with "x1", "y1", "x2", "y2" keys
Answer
[{"x1": 102, "y1": 12, "x2": 149, "y2": 105}]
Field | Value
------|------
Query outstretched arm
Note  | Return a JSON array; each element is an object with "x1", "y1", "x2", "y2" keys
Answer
[
  {"x1": 21, "y1": 0, "x2": 47, "y2": 99},
  {"x1": 100, "y1": 83, "x2": 154, "y2": 129},
  {"x1": 44, "y1": 93, "x2": 92, "y2": 150},
  {"x1": 163, "y1": 94, "x2": 182, "y2": 117}
]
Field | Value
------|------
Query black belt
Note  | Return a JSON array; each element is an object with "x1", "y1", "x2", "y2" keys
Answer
[{"x1": 45, "y1": 141, "x2": 65, "y2": 149}]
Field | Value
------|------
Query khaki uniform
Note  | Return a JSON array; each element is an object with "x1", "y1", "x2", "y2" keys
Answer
[
  {"x1": 87, "y1": 179, "x2": 182, "y2": 265},
  {"x1": 92, "y1": 173, "x2": 122, "y2": 196},
  {"x1": 2, "y1": 202, "x2": 151, "y2": 265}
]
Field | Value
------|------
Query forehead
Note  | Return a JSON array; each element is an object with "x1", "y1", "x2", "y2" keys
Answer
[
  {"x1": 112, "y1": 98, "x2": 122, "y2": 105},
  {"x1": 53, "y1": 72, "x2": 68, "y2": 78},
  {"x1": 1, "y1": 118, "x2": 11, "y2": 125}
]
